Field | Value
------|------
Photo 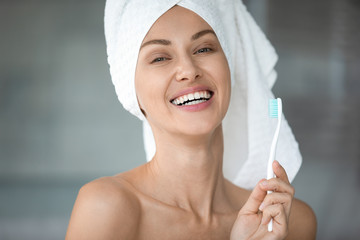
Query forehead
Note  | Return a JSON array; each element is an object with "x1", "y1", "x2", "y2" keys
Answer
[{"x1": 143, "y1": 5, "x2": 213, "y2": 41}]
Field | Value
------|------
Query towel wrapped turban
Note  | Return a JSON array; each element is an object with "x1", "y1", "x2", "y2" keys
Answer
[{"x1": 104, "y1": 0, "x2": 302, "y2": 189}]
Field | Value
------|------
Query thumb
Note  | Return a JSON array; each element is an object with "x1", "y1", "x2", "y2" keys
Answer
[{"x1": 240, "y1": 179, "x2": 267, "y2": 215}]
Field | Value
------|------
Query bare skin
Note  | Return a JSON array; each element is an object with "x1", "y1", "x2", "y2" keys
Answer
[
  {"x1": 66, "y1": 6, "x2": 316, "y2": 240},
  {"x1": 65, "y1": 161, "x2": 316, "y2": 239}
]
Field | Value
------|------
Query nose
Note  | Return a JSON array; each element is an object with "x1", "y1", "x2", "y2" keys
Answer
[{"x1": 175, "y1": 55, "x2": 201, "y2": 82}]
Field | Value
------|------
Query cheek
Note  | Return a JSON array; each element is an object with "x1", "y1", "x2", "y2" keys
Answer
[
  {"x1": 135, "y1": 68, "x2": 154, "y2": 113},
  {"x1": 135, "y1": 71, "x2": 145, "y2": 109},
  {"x1": 220, "y1": 55, "x2": 231, "y2": 92},
  {"x1": 214, "y1": 57, "x2": 231, "y2": 111},
  {"x1": 224, "y1": 67, "x2": 231, "y2": 99},
  {"x1": 135, "y1": 68, "x2": 169, "y2": 113},
  {"x1": 213, "y1": 56, "x2": 231, "y2": 94}
]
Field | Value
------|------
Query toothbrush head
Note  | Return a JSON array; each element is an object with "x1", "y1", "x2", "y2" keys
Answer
[{"x1": 269, "y1": 98, "x2": 282, "y2": 118}]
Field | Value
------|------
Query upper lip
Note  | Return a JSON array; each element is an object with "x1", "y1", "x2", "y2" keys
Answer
[{"x1": 170, "y1": 85, "x2": 214, "y2": 102}]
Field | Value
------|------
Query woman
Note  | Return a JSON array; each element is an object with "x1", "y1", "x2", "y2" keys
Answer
[{"x1": 66, "y1": 1, "x2": 316, "y2": 239}]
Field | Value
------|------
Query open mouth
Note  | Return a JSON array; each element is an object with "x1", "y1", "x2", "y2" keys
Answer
[{"x1": 170, "y1": 90, "x2": 213, "y2": 106}]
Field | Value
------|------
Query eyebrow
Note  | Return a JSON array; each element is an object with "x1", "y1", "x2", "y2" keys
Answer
[
  {"x1": 140, "y1": 29, "x2": 216, "y2": 50},
  {"x1": 191, "y1": 29, "x2": 216, "y2": 41}
]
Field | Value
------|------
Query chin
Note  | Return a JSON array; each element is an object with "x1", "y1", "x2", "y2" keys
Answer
[{"x1": 177, "y1": 120, "x2": 222, "y2": 137}]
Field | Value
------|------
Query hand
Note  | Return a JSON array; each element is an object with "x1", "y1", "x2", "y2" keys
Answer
[{"x1": 230, "y1": 161, "x2": 295, "y2": 240}]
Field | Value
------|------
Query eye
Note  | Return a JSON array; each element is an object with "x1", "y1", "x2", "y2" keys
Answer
[
  {"x1": 195, "y1": 48, "x2": 213, "y2": 54},
  {"x1": 151, "y1": 57, "x2": 167, "y2": 63}
]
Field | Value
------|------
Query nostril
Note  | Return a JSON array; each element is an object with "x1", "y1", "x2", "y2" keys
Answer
[{"x1": 176, "y1": 72, "x2": 201, "y2": 82}]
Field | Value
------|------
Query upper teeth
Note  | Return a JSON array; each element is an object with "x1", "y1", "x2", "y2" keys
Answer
[{"x1": 171, "y1": 91, "x2": 212, "y2": 106}]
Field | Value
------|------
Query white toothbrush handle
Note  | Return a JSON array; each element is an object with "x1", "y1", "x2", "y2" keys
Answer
[
  {"x1": 267, "y1": 98, "x2": 282, "y2": 232},
  {"x1": 268, "y1": 218, "x2": 273, "y2": 232}
]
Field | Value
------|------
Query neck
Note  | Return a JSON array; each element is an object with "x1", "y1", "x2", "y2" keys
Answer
[{"x1": 145, "y1": 125, "x2": 231, "y2": 221}]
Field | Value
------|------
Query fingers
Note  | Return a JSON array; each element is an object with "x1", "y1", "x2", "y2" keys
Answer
[
  {"x1": 240, "y1": 161, "x2": 294, "y2": 217},
  {"x1": 261, "y1": 203, "x2": 289, "y2": 236},
  {"x1": 273, "y1": 160, "x2": 290, "y2": 184},
  {"x1": 240, "y1": 179, "x2": 267, "y2": 215},
  {"x1": 259, "y1": 163, "x2": 295, "y2": 218},
  {"x1": 257, "y1": 162, "x2": 294, "y2": 239},
  {"x1": 263, "y1": 161, "x2": 295, "y2": 195},
  {"x1": 260, "y1": 177, "x2": 295, "y2": 196},
  {"x1": 259, "y1": 192, "x2": 293, "y2": 218}
]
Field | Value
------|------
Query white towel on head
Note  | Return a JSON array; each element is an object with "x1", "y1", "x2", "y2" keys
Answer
[{"x1": 104, "y1": 0, "x2": 302, "y2": 189}]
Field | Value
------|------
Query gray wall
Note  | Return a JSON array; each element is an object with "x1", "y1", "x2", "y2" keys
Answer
[
  {"x1": 1, "y1": 1, "x2": 145, "y2": 239},
  {"x1": 1, "y1": 0, "x2": 359, "y2": 239},
  {"x1": 0, "y1": 0, "x2": 145, "y2": 180}
]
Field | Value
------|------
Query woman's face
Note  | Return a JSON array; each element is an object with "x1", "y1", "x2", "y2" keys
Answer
[{"x1": 135, "y1": 5, "x2": 231, "y2": 137}]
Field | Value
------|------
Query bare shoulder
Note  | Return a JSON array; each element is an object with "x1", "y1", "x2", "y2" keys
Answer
[
  {"x1": 65, "y1": 176, "x2": 141, "y2": 240},
  {"x1": 224, "y1": 179, "x2": 252, "y2": 209},
  {"x1": 287, "y1": 198, "x2": 317, "y2": 240}
]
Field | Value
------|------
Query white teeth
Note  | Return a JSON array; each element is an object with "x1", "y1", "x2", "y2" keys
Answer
[
  {"x1": 194, "y1": 92, "x2": 200, "y2": 99},
  {"x1": 188, "y1": 93, "x2": 194, "y2": 101},
  {"x1": 171, "y1": 90, "x2": 212, "y2": 106},
  {"x1": 184, "y1": 99, "x2": 207, "y2": 105}
]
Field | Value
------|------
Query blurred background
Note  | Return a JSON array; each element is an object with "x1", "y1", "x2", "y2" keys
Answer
[{"x1": 0, "y1": 0, "x2": 359, "y2": 239}]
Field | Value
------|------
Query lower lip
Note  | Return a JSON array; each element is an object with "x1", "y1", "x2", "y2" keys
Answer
[{"x1": 171, "y1": 95, "x2": 214, "y2": 112}]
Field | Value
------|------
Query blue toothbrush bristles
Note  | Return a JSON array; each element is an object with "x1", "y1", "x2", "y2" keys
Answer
[{"x1": 269, "y1": 99, "x2": 279, "y2": 118}]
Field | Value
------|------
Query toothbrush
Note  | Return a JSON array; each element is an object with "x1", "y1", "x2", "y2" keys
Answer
[{"x1": 267, "y1": 98, "x2": 282, "y2": 232}]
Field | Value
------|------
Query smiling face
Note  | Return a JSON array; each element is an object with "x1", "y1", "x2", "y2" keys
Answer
[{"x1": 135, "y1": 5, "x2": 231, "y2": 138}]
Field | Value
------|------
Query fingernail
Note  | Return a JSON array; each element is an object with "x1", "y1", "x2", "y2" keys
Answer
[
  {"x1": 259, "y1": 202, "x2": 265, "y2": 211},
  {"x1": 260, "y1": 180, "x2": 268, "y2": 187},
  {"x1": 275, "y1": 160, "x2": 282, "y2": 167}
]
